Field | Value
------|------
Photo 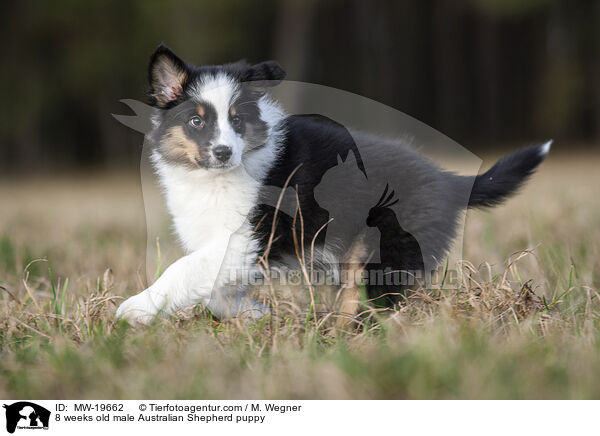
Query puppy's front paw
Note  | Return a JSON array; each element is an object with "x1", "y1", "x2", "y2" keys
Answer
[{"x1": 116, "y1": 291, "x2": 160, "y2": 325}]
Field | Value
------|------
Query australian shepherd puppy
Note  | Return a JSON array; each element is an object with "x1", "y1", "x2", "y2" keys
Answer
[{"x1": 116, "y1": 44, "x2": 551, "y2": 324}]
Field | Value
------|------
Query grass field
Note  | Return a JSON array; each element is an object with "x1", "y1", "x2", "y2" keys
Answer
[{"x1": 1, "y1": 149, "x2": 599, "y2": 399}]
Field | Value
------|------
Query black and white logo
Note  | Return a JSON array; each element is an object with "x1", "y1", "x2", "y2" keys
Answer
[{"x1": 3, "y1": 402, "x2": 50, "y2": 434}]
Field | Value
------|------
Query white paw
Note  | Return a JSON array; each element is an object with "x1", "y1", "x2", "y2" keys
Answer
[
  {"x1": 242, "y1": 299, "x2": 271, "y2": 319},
  {"x1": 210, "y1": 294, "x2": 271, "y2": 319},
  {"x1": 116, "y1": 291, "x2": 160, "y2": 325}
]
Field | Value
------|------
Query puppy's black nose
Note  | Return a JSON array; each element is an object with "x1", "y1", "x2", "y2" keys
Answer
[{"x1": 213, "y1": 145, "x2": 232, "y2": 162}]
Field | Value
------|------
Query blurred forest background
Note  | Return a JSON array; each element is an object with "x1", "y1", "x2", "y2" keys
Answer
[{"x1": 0, "y1": 0, "x2": 598, "y2": 172}]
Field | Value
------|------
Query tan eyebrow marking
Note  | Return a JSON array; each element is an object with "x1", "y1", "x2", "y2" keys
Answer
[
  {"x1": 196, "y1": 105, "x2": 205, "y2": 117},
  {"x1": 230, "y1": 107, "x2": 236, "y2": 116}
]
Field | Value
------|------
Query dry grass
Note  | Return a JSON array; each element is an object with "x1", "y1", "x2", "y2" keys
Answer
[{"x1": 0, "y1": 150, "x2": 599, "y2": 399}]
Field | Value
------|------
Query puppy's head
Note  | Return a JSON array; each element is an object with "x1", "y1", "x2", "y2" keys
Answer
[{"x1": 147, "y1": 44, "x2": 285, "y2": 171}]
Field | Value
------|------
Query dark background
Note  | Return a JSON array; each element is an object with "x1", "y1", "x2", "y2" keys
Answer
[{"x1": 1, "y1": 0, "x2": 598, "y2": 172}]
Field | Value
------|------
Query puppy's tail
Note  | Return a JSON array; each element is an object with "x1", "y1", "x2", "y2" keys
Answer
[{"x1": 467, "y1": 141, "x2": 552, "y2": 208}]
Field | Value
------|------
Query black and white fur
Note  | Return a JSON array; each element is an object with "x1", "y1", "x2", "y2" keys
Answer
[{"x1": 116, "y1": 44, "x2": 551, "y2": 323}]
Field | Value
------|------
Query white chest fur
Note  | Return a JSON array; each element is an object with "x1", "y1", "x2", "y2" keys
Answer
[{"x1": 155, "y1": 158, "x2": 261, "y2": 254}]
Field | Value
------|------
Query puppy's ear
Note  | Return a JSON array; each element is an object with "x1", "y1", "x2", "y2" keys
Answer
[
  {"x1": 148, "y1": 44, "x2": 190, "y2": 107},
  {"x1": 243, "y1": 61, "x2": 286, "y2": 86}
]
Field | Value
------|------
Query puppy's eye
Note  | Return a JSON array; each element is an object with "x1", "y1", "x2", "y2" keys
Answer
[
  {"x1": 189, "y1": 116, "x2": 204, "y2": 128},
  {"x1": 230, "y1": 115, "x2": 242, "y2": 128}
]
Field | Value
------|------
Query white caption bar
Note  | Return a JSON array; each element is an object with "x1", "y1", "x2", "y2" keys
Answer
[{"x1": 1, "y1": 400, "x2": 597, "y2": 435}]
